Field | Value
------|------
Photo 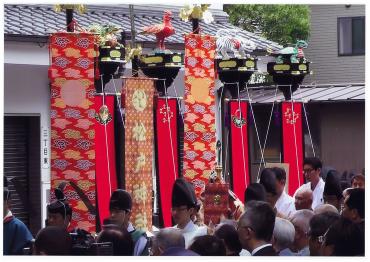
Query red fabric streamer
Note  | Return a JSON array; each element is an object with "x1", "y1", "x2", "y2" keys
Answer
[
  {"x1": 49, "y1": 32, "x2": 97, "y2": 233},
  {"x1": 282, "y1": 102, "x2": 304, "y2": 195},
  {"x1": 156, "y1": 97, "x2": 178, "y2": 227},
  {"x1": 183, "y1": 33, "x2": 216, "y2": 197},
  {"x1": 124, "y1": 77, "x2": 154, "y2": 232},
  {"x1": 94, "y1": 95, "x2": 117, "y2": 226},
  {"x1": 229, "y1": 100, "x2": 250, "y2": 202}
]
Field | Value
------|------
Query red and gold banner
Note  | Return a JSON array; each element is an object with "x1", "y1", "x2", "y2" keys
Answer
[
  {"x1": 94, "y1": 95, "x2": 117, "y2": 226},
  {"x1": 282, "y1": 102, "x2": 304, "y2": 195},
  {"x1": 49, "y1": 32, "x2": 97, "y2": 232},
  {"x1": 156, "y1": 97, "x2": 179, "y2": 227},
  {"x1": 229, "y1": 100, "x2": 250, "y2": 202},
  {"x1": 124, "y1": 77, "x2": 154, "y2": 232},
  {"x1": 183, "y1": 33, "x2": 216, "y2": 197}
]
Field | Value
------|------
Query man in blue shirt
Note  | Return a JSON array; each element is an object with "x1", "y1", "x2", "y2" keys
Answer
[{"x1": 3, "y1": 178, "x2": 33, "y2": 255}]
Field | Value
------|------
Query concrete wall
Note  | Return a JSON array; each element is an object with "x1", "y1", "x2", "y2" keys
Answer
[{"x1": 304, "y1": 5, "x2": 365, "y2": 84}]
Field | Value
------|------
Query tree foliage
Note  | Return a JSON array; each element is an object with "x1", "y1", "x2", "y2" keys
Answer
[{"x1": 224, "y1": 4, "x2": 310, "y2": 46}]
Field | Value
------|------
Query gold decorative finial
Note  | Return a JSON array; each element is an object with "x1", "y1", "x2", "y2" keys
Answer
[{"x1": 54, "y1": 4, "x2": 87, "y2": 14}]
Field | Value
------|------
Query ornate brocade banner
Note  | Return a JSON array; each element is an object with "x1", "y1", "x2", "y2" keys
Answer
[
  {"x1": 156, "y1": 97, "x2": 179, "y2": 227},
  {"x1": 49, "y1": 32, "x2": 97, "y2": 232},
  {"x1": 282, "y1": 102, "x2": 304, "y2": 195},
  {"x1": 229, "y1": 100, "x2": 250, "y2": 202},
  {"x1": 94, "y1": 95, "x2": 117, "y2": 226},
  {"x1": 124, "y1": 77, "x2": 154, "y2": 232},
  {"x1": 183, "y1": 33, "x2": 216, "y2": 197}
]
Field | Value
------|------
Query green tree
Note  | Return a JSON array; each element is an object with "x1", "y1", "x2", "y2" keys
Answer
[{"x1": 224, "y1": 4, "x2": 310, "y2": 46}]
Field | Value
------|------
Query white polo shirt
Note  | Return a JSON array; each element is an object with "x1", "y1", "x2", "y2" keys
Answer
[{"x1": 275, "y1": 191, "x2": 296, "y2": 218}]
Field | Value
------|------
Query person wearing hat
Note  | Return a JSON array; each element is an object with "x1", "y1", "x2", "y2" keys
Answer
[
  {"x1": 46, "y1": 188, "x2": 73, "y2": 229},
  {"x1": 108, "y1": 189, "x2": 149, "y2": 256},
  {"x1": 171, "y1": 178, "x2": 207, "y2": 248},
  {"x1": 3, "y1": 177, "x2": 33, "y2": 255}
]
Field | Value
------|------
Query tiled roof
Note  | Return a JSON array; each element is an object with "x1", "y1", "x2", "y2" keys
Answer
[
  {"x1": 239, "y1": 84, "x2": 365, "y2": 103},
  {"x1": 4, "y1": 4, "x2": 283, "y2": 52}
]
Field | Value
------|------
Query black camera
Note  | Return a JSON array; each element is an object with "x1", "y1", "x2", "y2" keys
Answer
[{"x1": 70, "y1": 229, "x2": 113, "y2": 255}]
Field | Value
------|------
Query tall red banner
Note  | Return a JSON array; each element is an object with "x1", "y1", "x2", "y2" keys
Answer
[
  {"x1": 183, "y1": 33, "x2": 216, "y2": 197},
  {"x1": 49, "y1": 32, "x2": 97, "y2": 232},
  {"x1": 124, "y1": 77, "x2": 154, "y2": 232},
  {"x1": 94, "y1": 95, "x2": 117, "y2": 226},
  {"x1": 282, "y1": 102, "x2": 304, "y2": 195},
  {"x1": 230, "y1": 100, "x2": 250, "y2": 202},
  {"x1": 156, "y1": 97, "x2": 178, "y2": 227}
]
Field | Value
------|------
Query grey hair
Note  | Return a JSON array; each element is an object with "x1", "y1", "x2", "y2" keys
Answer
[
  {"x1": 295, "y1": 187, "x2": 313, "y2": 199},
  {"x1": 153, "y1": 228, "x2": 185, "y2": 250},
  {"x1": 290, "y1": 209, "x2": 314, "y2": 234},
  {"x1": 313, "y1": 204, "x2": 339, "y2": 215},
  {"x1": 273, "y1": 217, "x2": 295, "y2": 251}
]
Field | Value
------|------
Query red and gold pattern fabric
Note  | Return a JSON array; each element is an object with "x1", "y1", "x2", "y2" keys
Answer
[
  {"x1": 156, "y1": 97, "x2": 179, "y2": 227},
  {"x1": 124, "y1": 77, "x2": 154, "y2": 232},
  {"x1": 229, "y1": 100, "x2": 250, "y2": 202},
  {"x1": 183, "y1": 33, "x2": 216, "y2": 197},
  {"x1": 49, "y1": 32, "x2": 97, "y2": 233},
  {"x1": 282, "y1": 102, "x2": 304, "y2": 195},
  {"x1": 94, "y1": 95, "x2": 117, "y2": 226}
]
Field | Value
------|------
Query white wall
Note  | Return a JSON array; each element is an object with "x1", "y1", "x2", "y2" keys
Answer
[{"x1": 4, "y1": 63, "x2": 51, "y2": 227}]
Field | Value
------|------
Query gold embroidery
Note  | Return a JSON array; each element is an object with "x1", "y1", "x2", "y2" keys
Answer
[
  {"x1": 132, "y1": 90, "x2": 147, "y2": 111},
  {"x1": 132, "y1": 122, "x2": 146, "y2": 141}
]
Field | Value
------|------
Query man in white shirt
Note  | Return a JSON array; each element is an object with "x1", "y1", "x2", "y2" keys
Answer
[
  {"x1": 171, "y1": 178, "x2": 207, "y2": 248},
  {"x1": 294, "y1": 157, "x2": 325, "y2": 210},
  {"x1": 273, "y1": 167, "x2": 296, "y2": 218}
]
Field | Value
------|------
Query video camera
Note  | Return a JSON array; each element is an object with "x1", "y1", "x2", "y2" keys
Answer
[{"x1": 70, "y1": 229, "x2": 113, "y2": 255}]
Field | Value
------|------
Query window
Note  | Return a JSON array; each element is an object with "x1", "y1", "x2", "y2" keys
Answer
[{"x1": 338, "y1": 16, "x2": 365, "y2": 55}]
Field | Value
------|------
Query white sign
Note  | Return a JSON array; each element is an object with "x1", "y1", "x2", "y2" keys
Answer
[{"x1": 42, "y1": 127, "x2": 50, "y2": 169}]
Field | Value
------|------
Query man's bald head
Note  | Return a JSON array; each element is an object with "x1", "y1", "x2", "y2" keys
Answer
[
  {"x1": 295, "y1": 187, "x2": 313, "y2": 210},
  {"x1": 152, "y1": 228, "x2": 185, "y2": 255},
  {"x1": 313, "y1": 204, "x2": 339, "y2": 215}
]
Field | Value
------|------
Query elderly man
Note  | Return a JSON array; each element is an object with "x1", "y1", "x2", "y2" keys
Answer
[
  {"x1": 151, "y1": 228, "x2": 198, "y2": 256},
  {"x1": 313, "y1": 204, "x2": 338, "y2": 215},
  {"x1": 237, "y1": 200, "x2": 277, "y2": 256},
  {"x1": 294, "y1": 187, "x2": 313, "y2": 211},
  {"x1": 290, "y1": 209, "x2": 314, "y2": 256},
  {"x1": 308, "y1": 211, "x2": 340, "y2": 256},
  {"x1": 272, "y1": 217, "x2": 295, "y2": 256},
  {"x1": 294, "y1": 157, "x2": 325, "y2": 209}
]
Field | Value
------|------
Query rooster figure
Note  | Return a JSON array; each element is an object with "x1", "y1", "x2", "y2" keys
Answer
[{"x1": 141, "y1": 10, "x2": 175, "y2": 50}]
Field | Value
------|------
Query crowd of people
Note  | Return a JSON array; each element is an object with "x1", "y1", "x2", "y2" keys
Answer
[{"x1": 3, "y1": 157, "x2": 365, "y2": 256}]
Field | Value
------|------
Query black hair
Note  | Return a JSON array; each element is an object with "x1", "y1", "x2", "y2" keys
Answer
[
  {"x1": 323, "y1": 171, "x2": 343, "y2": 200},
  {"x1": 303, "y1": 157, "x2": 322, "y2": 170},
  {"x1": 346, "y1": 188, "x2": 365, "y2": 219},
  {"x1": 214, "y1": 224, "x2": 242, "y2": 255},
  {"x1": 189, "y1": 235, "x2": 226, "y2": 256},
  {"x1": 244, "y1": 200, "x2": 276, "y2": 242},
  {"x1": 47, "y1": 188, "x2": 72, "y2": 219},
  {"x1": 259, "y1": 168, "x2": 277, "y2": 195},
  {"x1": 97, "y1": 227, "x2": 134, "y2": 256},
  {"x1": 244, "y1": 183, "x2": 266, "y2": 204},
  {"x1": 272, "y1": 167, "x2": 286, "y2": 182},
  {"x1": 325, "y1": 218, "x2": 364, "y2": 256},
  {"x1": 35, "y1": 226, "x2": 72, "y2": 255},
  {"x1": 309, "y1": 211, "x2": 340, "y2": 238}
]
